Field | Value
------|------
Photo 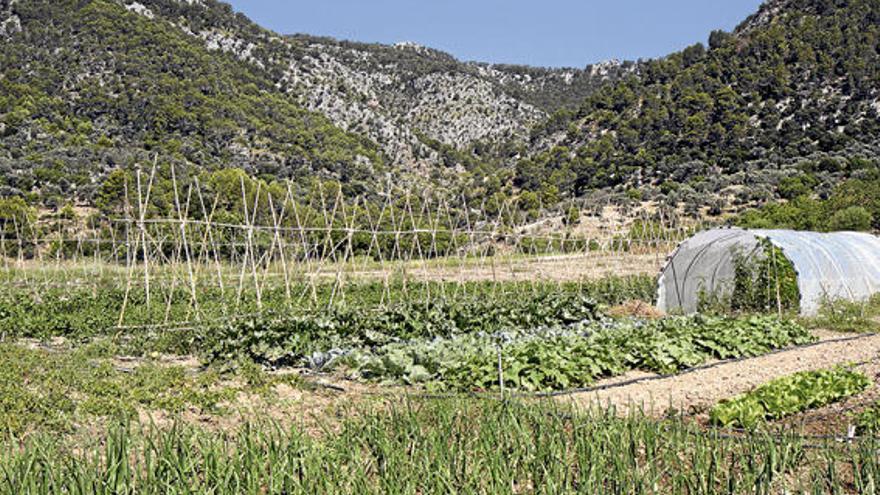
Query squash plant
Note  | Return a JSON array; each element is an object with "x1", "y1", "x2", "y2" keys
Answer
[{"x1": 338, "y1": 315, "x2": 815, "y2": 392}]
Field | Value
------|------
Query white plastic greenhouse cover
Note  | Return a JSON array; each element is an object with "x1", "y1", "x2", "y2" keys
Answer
[{"x1": 657, "y1": 227, "x2": 880, "y2": 316}]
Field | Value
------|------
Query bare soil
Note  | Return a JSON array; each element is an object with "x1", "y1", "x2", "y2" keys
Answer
[
  {"x1": 132, "y1": 371, "x2": 391, "y2": 437},
  {"x1": 404, "y1": 252, "x2": 664, "y2": 282}
]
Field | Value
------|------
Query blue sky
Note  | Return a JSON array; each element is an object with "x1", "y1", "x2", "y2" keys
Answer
[{"x1": 226, "y1": 1, "x2": 765, "y2": 68}]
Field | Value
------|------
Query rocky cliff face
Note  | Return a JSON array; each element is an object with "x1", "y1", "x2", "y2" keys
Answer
[{"x1": 121, "y1": 0, "x2": 630, "y2": 171}]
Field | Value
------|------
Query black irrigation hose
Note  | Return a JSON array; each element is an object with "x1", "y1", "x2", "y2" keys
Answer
[
  {"x1": 513, "y1": 406, "x2": 880, "y2": 452},
  {"x1": 360, "y1": 332, "x2": 880, "y2": 401},
  {"x1": 528, "y1": 331, "x2": 880, "y2": 398},
  {"x1": 678, "y1": 426, "x2": 877, "y2": 450},
  {"x1": 356, "y1": 331, "x2": 880, "y2": 413},
  {"x1": 314, "y1": 333, "x2": 880, "y2": 447}
]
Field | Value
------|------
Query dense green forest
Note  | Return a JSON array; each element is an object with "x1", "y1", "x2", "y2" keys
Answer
[
  {"x1": 736, "y1": 175, "x2": 880, "y2": 231},
  {"x1": 517, "y1": 0, "x2": 880, "y2": 210}
]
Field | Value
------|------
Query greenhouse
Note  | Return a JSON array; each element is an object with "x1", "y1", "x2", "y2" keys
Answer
[{"x1": 657, "y1": 227, "x2": 880, "y2": 316}]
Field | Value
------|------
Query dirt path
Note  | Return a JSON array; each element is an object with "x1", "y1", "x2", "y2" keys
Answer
[
  {"x1": 557, "y1": 332, "x2": 880, "y2": 416},
  {"x1": 313, "y1": 252, "x2": 665, "y2": 283}
]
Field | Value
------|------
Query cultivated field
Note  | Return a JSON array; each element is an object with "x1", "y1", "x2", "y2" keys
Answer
[{"x1": 2, "y1": 211, "x2": 880, "y2": 494}]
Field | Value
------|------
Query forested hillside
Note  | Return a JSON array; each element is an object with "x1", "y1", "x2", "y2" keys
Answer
[
  {"x1": 518, "y1": 0, "x2": 880, "y2": 212},
  {"x1": 0, "y1": 0, "x2": 392, "y2": 205},
  {"x1": 1, "y1": 0, "x2": 879, "y2": 222},
  {"x1": 0, "y1": 0, "x2": 631, "y2": 207}
]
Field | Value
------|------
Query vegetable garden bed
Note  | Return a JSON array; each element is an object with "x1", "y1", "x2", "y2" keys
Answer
[{"x1": 332, "y1": 315, "x2": 815, "y2": 392}]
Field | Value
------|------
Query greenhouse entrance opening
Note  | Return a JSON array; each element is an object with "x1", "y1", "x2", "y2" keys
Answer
[{"x1": 657, "y1": 228, "x2": 880, "y2": 316}]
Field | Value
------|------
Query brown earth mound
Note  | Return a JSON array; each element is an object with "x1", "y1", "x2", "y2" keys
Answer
[{"x1": 607, "y1": 300, "x2": 665, "y2": 319}]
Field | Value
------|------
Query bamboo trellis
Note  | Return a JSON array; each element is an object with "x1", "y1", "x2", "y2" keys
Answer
[{"x1": 0, "y1": 163, "x2": 717, "y2": 329}]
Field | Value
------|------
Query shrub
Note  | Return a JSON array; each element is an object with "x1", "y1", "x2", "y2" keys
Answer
[{"x1": 828, "y1": 206, "x2": 873, "y2": 231}]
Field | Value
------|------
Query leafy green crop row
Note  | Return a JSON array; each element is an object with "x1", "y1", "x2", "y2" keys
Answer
[
  {"x1": 710, "y1": 367, "x2": 871, "y2": 429},
  {"x1": 0, "y1": 275, "x2": 654, "y2": 342},
  {"x1": 336, "y1": 315, "x2": 815, "y2": 392},
  {"x1": 205, "y1": 292, "x2": 601, "y2": 367}
]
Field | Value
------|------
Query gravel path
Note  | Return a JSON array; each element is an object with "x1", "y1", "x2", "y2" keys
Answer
[{"x1": 557, "y1": 331, "x2": 880, "y2": 416}]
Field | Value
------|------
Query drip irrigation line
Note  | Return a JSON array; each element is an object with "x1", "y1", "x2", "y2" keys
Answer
[
  {"x1": 355, "y1": 332, "x2": 877, "y2": 401},
  {"x1": 352, "y1": 332, "x2": 880, "y2": 429},
  {"x1": 542, "y1": 409, "x2": 880, "y2": 448},
  {"x1": 530, "y1": 331, "x2": 879, "y2": 398},
  {"x1": 671, "y1": 424, "x2": 877, "y2": 450},
  {"x1": 328, "y1": 330, "x2": 879, "y2": 403}
]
